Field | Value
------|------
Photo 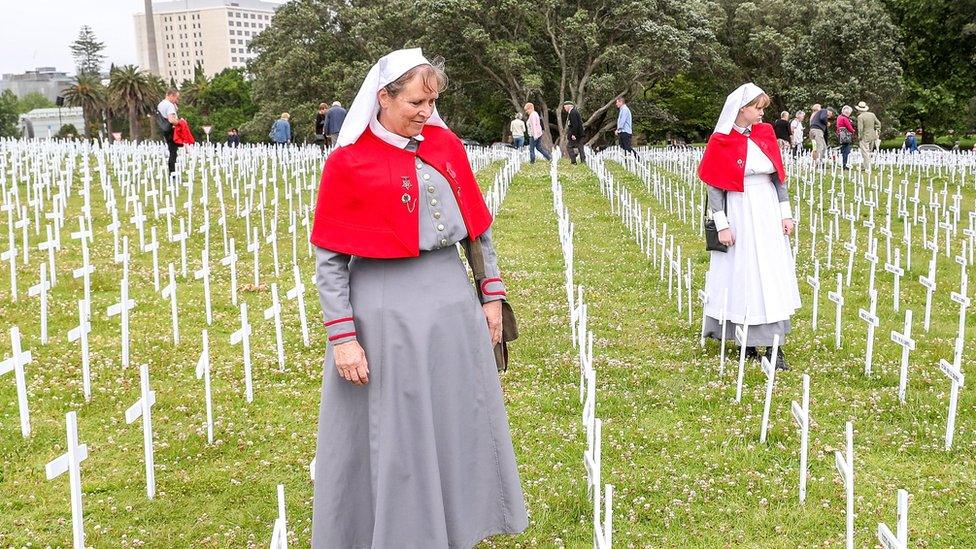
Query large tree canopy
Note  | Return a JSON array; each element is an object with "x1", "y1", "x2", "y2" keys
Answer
[{"x1": 243, "y1": 0, "x2": 970, "y2": 145}]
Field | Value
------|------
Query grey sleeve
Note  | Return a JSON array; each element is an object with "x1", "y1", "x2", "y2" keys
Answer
[
  {"x1": 314, "y1": 246, "x2": 357, "y2": 345},
  {"x1": 461, "y1": 228, "x2": 508, "y2": 303},
  {"x1": 776, "y1": 180, "x2": 794, "y2": 219},
  {"x1": 706, "y1": 185, "x2": 726, "y2": 214}
]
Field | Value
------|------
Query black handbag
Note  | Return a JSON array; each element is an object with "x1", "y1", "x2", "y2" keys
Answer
[
  {"x1": 704, "y1": 201, "x2": 728, "y2": 253},
  {"x1": 466, "y1": 237, "x2": 518, "y2": 372}
]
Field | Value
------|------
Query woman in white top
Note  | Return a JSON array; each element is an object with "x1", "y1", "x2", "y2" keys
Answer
[
  {"x1": 510, "y1": 113, "x2": 526, "y2": 149},
  {"x1": 697, "y1": 83, "x2": 801, "y2": 370}
]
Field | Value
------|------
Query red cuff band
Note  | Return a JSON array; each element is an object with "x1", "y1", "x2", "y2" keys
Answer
[
  {"x1": 328, "y1": 331, "x2": 357, "y2": 341},
  {"x1": 324, "y1": 316, "x2": 353, "y2": 327}
]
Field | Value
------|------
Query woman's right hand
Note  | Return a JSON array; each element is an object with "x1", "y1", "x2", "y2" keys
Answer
[
  {"x1": 718, "y1": 228, "x2": 735, "y2": 246},
  {"x1": 333, "y1": 340, "x2": 369, "y2": 385}
]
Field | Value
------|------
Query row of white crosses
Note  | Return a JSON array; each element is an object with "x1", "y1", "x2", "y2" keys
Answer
[
  {"x1": 589, "y1": 150, "x2": 695, "y2": 326},
  {"x1": 611, "y1": 146, "x2": 958, "y2": 545},
  {"x1": 549, "y1": 151, "x2": 613, "y2": 548},
  {"x1": 483, "y1": 149, "x2": 524, "y2": 216}
]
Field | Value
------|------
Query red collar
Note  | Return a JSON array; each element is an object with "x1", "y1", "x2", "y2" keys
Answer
[{"x1": 697, "y1": 122, "x2": 786, "y2": 192}]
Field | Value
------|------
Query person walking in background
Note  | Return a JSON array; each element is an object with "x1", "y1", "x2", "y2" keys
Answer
[
  {"x1": 524, "y1": 102, "x2": 550, "y2": 163},
  {"x1": 698, "y1": 83, "x2": 800, "y2": 371},
  {"x1": 156, "y1": 88, "x2": 181, "y2": 176},
  {"x1": 856, "y1": 101, "x2": 881, "y2": 171},
  {"x1": 509, "y1": 113, "x2": 526, "y2": 149},
  {"x1": 904, "y1": 130, "x2": 918, "y2": 152},
  {"x1": 226, "y1": 127, "x2": 241, "y2": 147},
  {"x1": 563, "y1": 100, "x2": 586, "y2": 165},
  {"x1": 836, "y1": 105, "x2": 856, "y2": 170},
  {"x1": 615, "y1": 95, "x2": 635, "y2": 155},
  {"x1": 790, "y1": 110, "x2": 805, "y2": 157},
  {"x1": 773, "y1": 110, "x2": 792, "y2": 154},
  {"x1": 809, "y1": 104, "x2": 834, "y2": 167},
  {"x1": 325, "y1": 101, "x2": 347, "y2": 147},
  {"x1": 314, "y1": 103, "x2": 328, "y2": 150},
  {"x1": 269, "y1": 112, "x2": 291, "y2": 145}
]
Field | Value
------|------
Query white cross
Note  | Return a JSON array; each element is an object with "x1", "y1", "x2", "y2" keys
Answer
[
  {"x1": 124, "y1": 363, "x2": 157, "y2": 499},
  {"x1": 67, "y1": 299, "x2": 92, "y2": 402},
  {"x1": 919, "y1": 257, "x2": 936, "y2": 331},
  {"x1": 264, "y1": 282, "x2": 285, "y2": 370},
  {"x1": 0, "y1": 326, "x2": 32, "y2": 437},
  {"x1": 827, "y1": 273, "x2": 844, "y2": 349},
  {"x1": 220, "y1": 237, "x2": 239, "y2": 305},
  {"x1": 72, "y1": 220, "x2": 95, "y2": 308},
  {"x1": 248, "y1": 227, "x2": 260, "y2": 285},
  {"x1": 285, "y1": 264, "x2": 310, "y2": 348},
  {"x1": 890, "y1": 309, "x2": 916, "y2": 403},
  {"x1": 194, "y1": 246, "x2": 213, "y2": 325},
  {"x1": 791, "y1": 374, "x2": 811, "y2": 504},
  {"x1": 171, "y1": 218, "x2": 189, "y2": 278},
  {"x1": 939, "y1": 337, "x2": 965, "y2": 451},
  {"x1": 835, "y1": 421, "x2": 855, "y2": 549},
  {"x1": 144, "y1": 225, "x2": 161, "y2": 292},
  {"x1": 38, "y1": 223, "x2": 58, "y2": 286},
  {"x1": 266, "y1": 227, "x2": 281, "y2": 278},
  {"x1": 107, "y1": 240, "x2": 137, "y2": 369},
  {"x1": 161, "y1": 263, "x2": 180, "y2": 344},
  {"x1": 950, "y1": 269, "x2": 970, "y2": 345},
  {"x1": 230, "y1": 302, "x2": 254, "y2": 403},
  {"x1": 858, "y1": 289, "x2": 880, "y2": 376},
  {"x1": 877, "y1": 489, "x2": 909, "y2": 549},
  {"x1": 884, "y1": 248, "x2": 904, "y2": 312},
  {"x1": 806, "y1": 260, "x2": 821, "y2": 333},
  {"x1": 45, "y1": 411, "x2": 89, "y2": 549},
  {"x1": 734, "y1": 304, "x2": 751, "y2": 405},
  {"x1": 759, "y1": 334, "x2": 779, "y2": 444},
  {"x1": 27, "y1": 262, "x2": 51, "y2": 344},
  {"x1": 2, "y1": 209, "x2": 18, "y2": 301},
  {"x1": 196, "y1": 329, "x2": 213, "y2": 444},
  {"x1": 269, "y1": 484, "x2": 289, "y2": 549}
]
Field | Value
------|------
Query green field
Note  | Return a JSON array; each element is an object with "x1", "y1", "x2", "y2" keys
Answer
[{"x1": 1, "y1": 148, "x2": 974, "y2": 547}]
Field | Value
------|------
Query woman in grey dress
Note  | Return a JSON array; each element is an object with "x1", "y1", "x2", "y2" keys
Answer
[{"x1": 308, "y1": 48, "x2": 528, "y2": 548}]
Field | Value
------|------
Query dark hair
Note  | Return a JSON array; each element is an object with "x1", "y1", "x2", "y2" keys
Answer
[
  {"x1": 615, "y1": 96, "x2": 626, "y2": 103},
  {"x1": 384, "y1": 57, "x2": 448, "y2": 98}
]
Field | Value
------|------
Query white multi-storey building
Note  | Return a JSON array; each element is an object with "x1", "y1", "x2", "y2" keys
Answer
[{"x1": 134, "y1": 0, "x2": 282, "y2": 82}]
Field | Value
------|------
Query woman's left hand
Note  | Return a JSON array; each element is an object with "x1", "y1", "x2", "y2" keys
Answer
[
  {"x1": 782, "y1": 219, "x2": 795, "y2": 236},
  {"x1": 483, "y1": 300, "x2": 503, "y2": 345}
]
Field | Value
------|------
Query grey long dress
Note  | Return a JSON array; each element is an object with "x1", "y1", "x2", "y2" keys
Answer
[{"x1": 311, "y1": 134, "x2": 528, "y2": 548}]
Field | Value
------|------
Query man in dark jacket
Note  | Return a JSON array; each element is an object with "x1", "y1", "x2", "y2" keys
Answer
[
  {"x1": 325, "y1": 101, "x2": 347, "y2": 147},
  {"x1": 563, "y1": 101, "x2": 586, "y2": 164},
  {"x1": 772, "y1": 111, "x2": 792, "y2": 153}
]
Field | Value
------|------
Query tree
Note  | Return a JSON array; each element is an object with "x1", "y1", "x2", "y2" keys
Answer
[
  {"x1": 419, "y1": 0, "x2": 724, "y2": 148},
  {"x1": 0, "y1": 90, "x2": 20, "y2": 138},
  {"x1": 15, "y1": 92, "x2": 55, "y2": 114},
  {"x1": 60, "y1": 75, "x2": 106, "y2": 137},
  {"x1": 108, "y1": 65, "x2": 158, "y2": 141},
  {"x1": 882, "y1": 0, "x2": 976, "y2": 137},
  {"x1": 179, "y1": 68, "x2": 258, "y2": 142},
  {"x1": 70, "y1": 26, "x2": 106, "y2": 77},
  {"x1": 246, "y1": 0, "x2": 418, "y2": 143}
]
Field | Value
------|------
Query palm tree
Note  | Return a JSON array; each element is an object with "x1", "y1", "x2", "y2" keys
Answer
[
  {"x1": 60, "y1": 75, "x2": 106, "y2": 138},
  {"x1": 108, "y1": 65, "x2": 157, "y2": 141}
]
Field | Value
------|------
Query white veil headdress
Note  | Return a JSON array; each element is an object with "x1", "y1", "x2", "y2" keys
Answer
[
  {"x1": 336, "y1": 47, "x2": 447, "y2": 147},
  {"x1": 713, "y1": 83, "x2": 765, "y2": 135}
]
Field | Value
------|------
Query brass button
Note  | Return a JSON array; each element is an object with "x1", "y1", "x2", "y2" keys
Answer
[
  {"x1": 433, "y1": 211, "x2": 441, "y2": 219},
  {"x1": 430, "y1": 199, "x2": 438, "y2": 206},
  {"x1": 422, "y1": 173, "x2": 431, "y2": 181},
  {"x1": 440, "y1": 238, "x2": 448, "y2": 246},
  {"x1": 436, "y1": 224, "x2": 445, "y2": 231},
  {"x1": 427, "y1": 185, "x2": 435, "y2": 193}
]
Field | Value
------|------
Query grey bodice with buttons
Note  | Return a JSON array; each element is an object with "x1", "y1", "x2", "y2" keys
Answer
[{"x1": 315, "y1": 152, "x2": 505, "y2": 345}]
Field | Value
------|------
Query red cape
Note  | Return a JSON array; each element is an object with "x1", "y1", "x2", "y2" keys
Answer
[
  {"x1": 173, "y1": 119, "x2": 195, "y2": 145},
  {"x1": 310, "y1": 125, "x2": 492, "y2": 258},
  {"x1": 697, "y1": 122, "x2": 786, "y2": 192}
]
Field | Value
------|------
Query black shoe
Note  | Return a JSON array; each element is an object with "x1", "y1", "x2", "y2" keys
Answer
[
  {"x1": 744, "y1": 346, "x2": 759, "y2": 360},
  {"x1": 765, "y1": 347, "x2": 789, "y2": 371}
]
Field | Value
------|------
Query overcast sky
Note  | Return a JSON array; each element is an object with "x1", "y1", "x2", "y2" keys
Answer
[{"x1": 0, "y1": 0, "x2": 288, "y2": 76}]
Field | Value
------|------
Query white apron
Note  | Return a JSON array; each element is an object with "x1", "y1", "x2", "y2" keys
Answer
[{"x1": 704, "y1": 139, "x2": 801, "y2": 326}]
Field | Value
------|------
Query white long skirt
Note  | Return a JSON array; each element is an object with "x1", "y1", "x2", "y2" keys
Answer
[{"x1": 704, "y1": 174, "x2": 801, "y2": 340}]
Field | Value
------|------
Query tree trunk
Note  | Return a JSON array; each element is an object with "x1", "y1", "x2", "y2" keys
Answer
[{"x1": 129, "y1": 102, "x2": 140, "y2": 141}]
